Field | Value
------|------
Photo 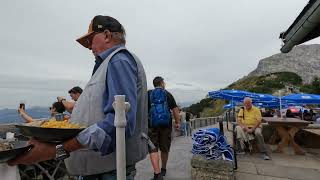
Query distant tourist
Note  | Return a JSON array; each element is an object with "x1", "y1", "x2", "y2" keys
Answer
[
  {"x1": 179, "y1": 109, "x2": 187, "y2": 136},
  {"x1": 286, "y1": 109, "x2": 295, "y2": 118},
  {"x1": 57, "y1": 86, "x2": 83, "y2": 113},
  {"x1": 236, "y1": 97, "x2": 271, "y2": 160},
  {"x1": 18, "y1": 101, "x2": 65, "y2": 123},
  {"x1": 148, "y1": 76, "x2": 180, "y2": 180},
  {"x1": 186, "y1": 111, "x2": 192, "y2": 136}
]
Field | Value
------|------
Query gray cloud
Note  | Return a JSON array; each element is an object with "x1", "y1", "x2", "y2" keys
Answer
[
  {"x1": 0, "y1": 75, "x2": 86, "y2": 109},
  {"x1": 175, "y1": 83, "x2": 194, "y2": 87},
  {"x1": 0, "y1": 0, "x2": 318, "y2": 108}
]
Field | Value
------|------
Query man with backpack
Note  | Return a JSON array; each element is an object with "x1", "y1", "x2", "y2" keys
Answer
[{"x1": 148, "y1": 76, "x2": 180, "y2": 180}]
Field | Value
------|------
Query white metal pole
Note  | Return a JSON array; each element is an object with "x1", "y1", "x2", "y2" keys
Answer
[{"x1": 113, "y1": 95, "x2": 130, "y2": 180}]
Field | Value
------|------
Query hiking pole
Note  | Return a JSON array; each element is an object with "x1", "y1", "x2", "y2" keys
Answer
[
  {"x1": 141, "y1": 132, "x2": 156, "y2": 151},
  {"x1": 218, "y1": 117, "x2": 224, "y2": 135},
  {"x1": 232, "y1": 123, "x2": 238, "y2": 170},
  {"x1": 114, "y1": 95, "x2": 130, "y2": 180}
]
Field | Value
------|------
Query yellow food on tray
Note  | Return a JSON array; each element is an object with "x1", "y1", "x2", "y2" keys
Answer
[
  {"x1": 0, "y1": 142, "x2": 13, "y2": 151},
  {"x1": 41, "y1": 119, "x2": 81, "y2": 129}
]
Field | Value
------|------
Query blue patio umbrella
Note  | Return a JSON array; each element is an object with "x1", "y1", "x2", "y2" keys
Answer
[
  {"x1": 254, "y1": 101, "x2": 287, "y2": 109},
  {"x1": 208, "y1": 90, "x2": 257, "y2": 102},
  {"x1": 209, "y1": 90, "x2": 280, "y2": 106},
  {"x1": 253, "y1": 93, "x2": 279, "y2": 103},
  {"x1": 282, "y1": 93, "x2": 320, "y2": 104}
]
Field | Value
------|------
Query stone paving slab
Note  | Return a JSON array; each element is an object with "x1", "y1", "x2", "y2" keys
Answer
[
  {"x1": 135, "y1": 136, "x2": 193, "y2": 180},
  {"x1": 270, "y1": 153, "x2": 320, "y2": 170},
  {"x1": 236, "y1": 172, "x2": 291, "y2": 180},
  {"x1": 238, "y1": 154, "x2": 274, "y2": 165},
  {"x1": 256, "y1": 163, "x2": 320, "y2": 180},
  {"x1": 236, "y1": 161, "x2": 257, "y2": 174},
  {"x1": 135, "y1": 123, "x2": 320, "y2": 180}
]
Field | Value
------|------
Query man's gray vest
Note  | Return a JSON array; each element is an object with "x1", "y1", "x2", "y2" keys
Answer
[{"x1": 64, "y1": 47, "x2": 148, "y2": 176}]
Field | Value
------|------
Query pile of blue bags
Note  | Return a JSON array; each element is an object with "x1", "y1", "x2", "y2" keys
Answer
[{"x1": 192, "y1": 128, "x2": 234, "y2": 161}]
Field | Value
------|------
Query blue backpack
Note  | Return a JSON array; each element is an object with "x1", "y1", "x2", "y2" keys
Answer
[{"x1": 149, "y1": 88, "x2": 171, "y2": 127}]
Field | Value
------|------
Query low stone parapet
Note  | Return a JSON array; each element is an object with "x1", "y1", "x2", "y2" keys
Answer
[{"x1": 191, "y1": 155, "x2": 235, "y2": 180}]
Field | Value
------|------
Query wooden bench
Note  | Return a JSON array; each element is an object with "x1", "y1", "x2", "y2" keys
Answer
[
  {"x1": 303, "y1": 129, "x2": 320, "y2": 136},
  {"x1": 299, "y1": 128, "x2": 320, "y2": 148}
]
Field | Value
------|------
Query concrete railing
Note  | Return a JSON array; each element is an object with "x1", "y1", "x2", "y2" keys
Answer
[
  {"x1": 190, "y1": 116, "x2": 223, "y2": 130},
  {"x1": 189, "y1": 111, "x2": 237, "y2": 134}
]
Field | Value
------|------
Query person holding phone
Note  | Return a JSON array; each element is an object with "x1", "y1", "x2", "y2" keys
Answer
[{"x1": 18, "y1": 101, "x2": 66, "y2": 123}]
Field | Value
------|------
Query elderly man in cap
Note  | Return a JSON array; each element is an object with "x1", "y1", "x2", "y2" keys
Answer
[
  {"x1": 236, "y1": 97, "x2": 270, "y2": 160},
  {"x1": 57, "y1": 86, "x2": 83, "y2": 113},
  {"x1": 9, "y1": 15, "x2": 148, "y2": 180}
]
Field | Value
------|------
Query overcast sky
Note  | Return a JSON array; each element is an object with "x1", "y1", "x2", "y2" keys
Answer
[{"x1": 0, "y1": 0, "x2": 319, "y2": 108}]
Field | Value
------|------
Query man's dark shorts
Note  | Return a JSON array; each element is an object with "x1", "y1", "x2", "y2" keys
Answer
[{"x1": 148, "y1": 127, "x2": 172, "y2": 153}]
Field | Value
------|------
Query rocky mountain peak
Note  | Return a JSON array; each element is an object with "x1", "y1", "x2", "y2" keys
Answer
[{"x1": 248, "y1": 44, "x2": 320, "y2": 83}]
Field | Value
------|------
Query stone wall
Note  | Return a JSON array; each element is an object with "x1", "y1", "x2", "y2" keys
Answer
[{"x1": 191, "y1": 155, "x2": 235, "y2": 180}]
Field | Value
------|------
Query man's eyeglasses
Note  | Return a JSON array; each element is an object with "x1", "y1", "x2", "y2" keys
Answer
[
  {"x1": 86, "y1": 32, "x2": 100, "y2": 48},
  {"x1": 86, "y1": 30, "x2": 109, "y2": 48}
]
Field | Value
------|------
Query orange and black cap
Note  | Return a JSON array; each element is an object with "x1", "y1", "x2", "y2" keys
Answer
[{"x1": 76, "y1": 15, "x2": 123, "y2": 48}]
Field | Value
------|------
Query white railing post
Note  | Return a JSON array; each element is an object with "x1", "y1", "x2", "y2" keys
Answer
[{"x1": 113, "y1": 95, "x2": 130, "y2": 180}]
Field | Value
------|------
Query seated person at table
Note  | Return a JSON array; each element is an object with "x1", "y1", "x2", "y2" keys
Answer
[
  {"x1": 286, "y1": 109, "x2": 295, "y2": 118},
  {"x1": 262, "y1": 109, "x2": 273, "y2": 117},
  {"x1": 235, "y1": 97, "x2": 270, "y2": 160},
  {"x1": 18, "y1": 102, "x2": 66, "y2": 123},
  {"x1": 303, "y1": 111, "x2": 313, "y2": 121}
]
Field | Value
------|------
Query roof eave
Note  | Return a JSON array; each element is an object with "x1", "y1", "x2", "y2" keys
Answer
[{"x1": 280, "y1": 0, "x2": 320, "y2": 53}]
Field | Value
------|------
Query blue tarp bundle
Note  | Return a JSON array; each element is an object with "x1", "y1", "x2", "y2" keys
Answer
[{"x1": 192, "y1": 128, "x2": 234, "y2": 161}]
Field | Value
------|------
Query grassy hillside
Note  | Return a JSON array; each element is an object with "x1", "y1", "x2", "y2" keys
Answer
[
  {"x1": 301, "y1": 77, "x2": 320, "y2": 94},
  {"x1": 200, "y1": 99, "x2": 226, "y2": 117},
  {"x1": 227, "y1": 72, "x2": 302, "y2": 94},
  {"x1": 186, "y1": 72, "x2": 320, "y2": 117}
]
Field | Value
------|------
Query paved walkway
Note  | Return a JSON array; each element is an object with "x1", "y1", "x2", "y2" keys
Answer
[
  {"x1": 236, "y1": 149, "x2": 320, "y2": 180},
  {"x1": 135, "y1": 136, "x2": 193, "y2": 180},
  {"x1": 135, "y1": 122, "x2": 320, "y2": 180}
]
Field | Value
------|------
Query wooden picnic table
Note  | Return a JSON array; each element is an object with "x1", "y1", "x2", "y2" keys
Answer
[{"x1": 263, "y1": 117, "x2": 310, "y2": 155}]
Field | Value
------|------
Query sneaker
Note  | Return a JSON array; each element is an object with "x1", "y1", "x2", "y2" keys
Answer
[
  {"x1": 161, "y1": 168, "x2": 166, "y2": 176},
  {"x1": 263, "y1": 153, "x2": 271, "y2": 160},
  {"x1": 244, "y1": 141, "x2": 250, "y2": 152},
  {"x1": 151, "y1": 173, "x2": 163, "y2": 180},
  {"x1": 236, "y1": 150, "x2": 246, "y2": 155},
  {"x1": 236, "y1": 140, "x2": 246, "y2": 155}
]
